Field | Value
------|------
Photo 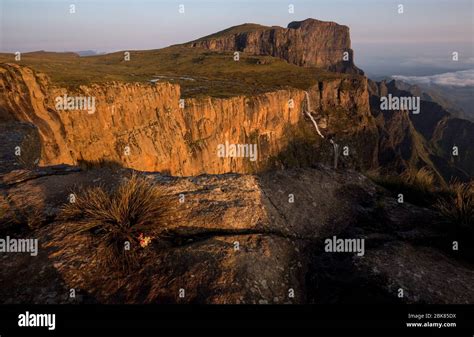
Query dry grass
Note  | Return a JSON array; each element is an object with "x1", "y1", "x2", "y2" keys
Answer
[
  {"x1": 401, "y1": 167, "x2": 435, "y2": 192},
  {"x1": 435, "y1": 181, "x2": 474, "y2": 230},
  {"x1": 370, "y1": 168, "x2": 473, "y2": 240},
  {"x1": 369, "y1": 167, "x2": 437, "y2": 207},
  {"x1": 0, "y1": 46, "x2": 351, "y2": 98},
  {"x1": 21, "y1": 206, "x2": 46, "y2": 230},
  {"x1": 61, "y1": 173, "x2": 173, "y2": 271}
]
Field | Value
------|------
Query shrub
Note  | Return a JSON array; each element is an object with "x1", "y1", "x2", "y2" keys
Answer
[{"x1": 61, "y1": 173, "x2": 173, "y2": 271}]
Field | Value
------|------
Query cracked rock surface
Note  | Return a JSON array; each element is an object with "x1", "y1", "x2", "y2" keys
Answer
[{"x1": 0, "y1": 165, "x2": 472, "y2": 304}]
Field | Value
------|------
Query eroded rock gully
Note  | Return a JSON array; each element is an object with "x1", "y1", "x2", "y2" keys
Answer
[{"x1": 1, "y1": 166, "x2": 472, "y2": 304}]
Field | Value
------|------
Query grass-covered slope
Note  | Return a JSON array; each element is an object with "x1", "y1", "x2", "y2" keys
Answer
[
  {"x1": 0, "y1": 46, "x2": 352, "y2": 98},
  {"x1": 189, "y1": 23, "x2": 271, "y2": 42}
]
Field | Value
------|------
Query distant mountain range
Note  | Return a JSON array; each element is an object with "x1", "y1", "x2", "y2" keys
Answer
[
  {"x1": 75, "y1": 50, "x2": 106, "y2": 57},
  {"x1": 390, "y1": 71, "x2": 474, "y2": 122}
]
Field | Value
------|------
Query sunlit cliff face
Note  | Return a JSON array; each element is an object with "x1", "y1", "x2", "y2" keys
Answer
[{"x1": 0, "y1": 63, "x2": 373, "y2": 175}]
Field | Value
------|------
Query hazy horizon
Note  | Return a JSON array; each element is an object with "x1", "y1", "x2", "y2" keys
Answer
[{"x1": 1, "y1": 0, "x2": 473, "y2": 77}]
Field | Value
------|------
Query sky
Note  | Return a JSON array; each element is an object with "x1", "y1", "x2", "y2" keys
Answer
[{"x1": 1, "y1": 0, "x2": 473, "y2": 77}]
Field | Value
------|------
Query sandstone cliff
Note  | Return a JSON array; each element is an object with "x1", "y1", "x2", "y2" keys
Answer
[
  {"x1": 188, "y1": 19, "x2": 363, "y2": 74},
  {"x1": 0, "y1": 63, "x2": 374, "y2": 175}
]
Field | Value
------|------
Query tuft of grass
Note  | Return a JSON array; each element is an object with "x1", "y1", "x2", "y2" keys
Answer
[
  {"x1": 435, "y1": 181, "x2": 474, "y2": 260},
  {"x1": 400, "y1": 167, "x2": 435, "y2": 194},
  {"x1": 61, "y1": 173, "x2": 173, "y2": 271},
  {"x1": 435, "y1": 181, "x2": 474, "y2": 230},
  {"x1": 368, "y1": 167, "x2": 437, "y2": 207}
]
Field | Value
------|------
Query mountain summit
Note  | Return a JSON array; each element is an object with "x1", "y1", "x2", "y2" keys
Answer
[{"x1": 188, "y1": 18, "x2": 363, "y2": 74}]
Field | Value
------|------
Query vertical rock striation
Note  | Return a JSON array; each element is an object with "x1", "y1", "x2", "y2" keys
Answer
[
  {"x1": 0, "y1": 63, "x2": 373, "y2": 175},
  {"x1": 188, "y1": 18, "x2": 363, "y2": 74}
]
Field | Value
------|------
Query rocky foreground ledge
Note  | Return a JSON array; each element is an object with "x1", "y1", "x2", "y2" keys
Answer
[{"x1": 0, "y1": 165, "x2": 473, "y2": 304}]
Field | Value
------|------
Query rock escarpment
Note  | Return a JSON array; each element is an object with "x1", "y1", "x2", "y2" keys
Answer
[
  {"x1": 188, "y1": 19, "x2": 363, "y2": 74},
  {"x1": 0, "y1": 63, "x2": 375, "y2": 175}
]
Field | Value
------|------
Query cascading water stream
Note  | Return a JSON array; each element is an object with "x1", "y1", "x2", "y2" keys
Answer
[
  {"x1": 330, "y1": 139, "x2": 340, "y2": 169},
  {"x1": 303, "y1": 91, "x2": 324, "y2": 139},
  {"x1": 303, "y1": 90, "x2": 339, "y2": 168}
]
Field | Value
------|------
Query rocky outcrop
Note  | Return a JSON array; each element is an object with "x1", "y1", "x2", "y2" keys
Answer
[
  {"x1": 188, "y1": 19, "x2": 363, "y2": 74},
  {"x1": 0, "y1": 63, "x2": 375, "y2": 175},
  {"x1": 1, "y1": 165, "x2": 471, "y2": 304}
]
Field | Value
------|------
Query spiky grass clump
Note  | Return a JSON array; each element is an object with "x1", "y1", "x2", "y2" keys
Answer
[
  {"x1": 436, "y1": 181, "x2": 474, "y2": 231},
  {"x1": 61, "y1": 173, "x2": 173, "y2": 271},
  {"x1": 369, "y1": 167, "x2": 437, "y2": 207},
  {"x1": 401, "y1": 167, "x2": 435, "y2": 193}
]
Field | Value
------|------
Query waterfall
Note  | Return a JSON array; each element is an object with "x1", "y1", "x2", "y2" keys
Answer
[
  {"x1": 330, "y1": 139, "x2": 340, "y2": 169},
  {"x1": 303, "y1": 90, "x2": 340, "y2": 169},
  {"x1": 303, "y1": 91, "x2": 324, "y2": 139}
]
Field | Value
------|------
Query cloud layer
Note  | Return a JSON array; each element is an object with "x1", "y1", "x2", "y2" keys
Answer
[{"x1": 392, "y1": 69, "x2": 474, "y2": 87}]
